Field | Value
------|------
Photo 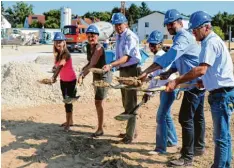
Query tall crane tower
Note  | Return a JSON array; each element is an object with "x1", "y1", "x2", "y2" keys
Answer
[{"x1": 120, "y1": 1, "x2": 125, "y2": 15}]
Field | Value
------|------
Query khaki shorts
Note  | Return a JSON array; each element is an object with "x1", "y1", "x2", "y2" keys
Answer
[{"x1": 93, "y1": 72, "x2": 112, "y2": 100}]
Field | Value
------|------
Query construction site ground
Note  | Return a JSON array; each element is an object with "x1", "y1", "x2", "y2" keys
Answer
[{"x1": 1, "y1": 45, "x2": 234, "y2": 168}]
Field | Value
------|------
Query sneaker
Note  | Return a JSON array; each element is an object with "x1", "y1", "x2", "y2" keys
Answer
[
  {"x1": 63, "y1": 96, "x2": 80, "y2": 104},
  {"x1": 194, "y1": 149, "x2": 205, "y2": 156},
  {"x1": 148, "y1": 151, "x2": 161, "y2": 155},
  {"x1": 170, "y1": 157, "x2": 193, "y2": 166}
]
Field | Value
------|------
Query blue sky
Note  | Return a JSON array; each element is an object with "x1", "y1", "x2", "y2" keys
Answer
[{"x1": 2, "y1": 1, "x2": 234, "y2": 16}]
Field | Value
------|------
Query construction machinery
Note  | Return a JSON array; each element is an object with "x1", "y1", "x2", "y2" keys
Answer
[{"x1": 63, "y1": 21, "x2": 114, "y2": 53}]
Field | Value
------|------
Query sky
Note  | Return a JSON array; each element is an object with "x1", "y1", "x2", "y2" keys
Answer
[{"x1": 2, "y1": 1, "x2": 234, "y2": 17}]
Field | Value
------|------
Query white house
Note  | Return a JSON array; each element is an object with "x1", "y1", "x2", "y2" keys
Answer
[
  {"x1": 1, "y1": 15, "x2": 11, "y2": 29},
  {"x1": 135, "y1": 11, "x2": 189, "y2": 41}
]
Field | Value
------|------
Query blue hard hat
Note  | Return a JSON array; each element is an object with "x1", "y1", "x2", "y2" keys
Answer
[
  {"x1": 189, "y1": 11, "x2": 212, "y2": 29},
  {"x1": 86, "y1": 25, "x2": 99, "y2": 35},
  {"x1": 111, "y1": 13, "x2": 127, "y2": 25},
  {"x1": 164, "y1": 9, "x2": 183, "y2": 25},
  {"x1": 53, "y1": 32, "x2": 66, "y2": 41},
  {"x1": 147, "y1": 30, "x2": 164, "y2": 44}
]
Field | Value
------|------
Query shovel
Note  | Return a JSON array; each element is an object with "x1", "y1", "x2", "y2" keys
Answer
[
  {"x1": 114, "y1": 83, "x2": 196, "y2": 121},
  {"x1": 114, "y1": 100, "x2": 145, "y2": 121}
]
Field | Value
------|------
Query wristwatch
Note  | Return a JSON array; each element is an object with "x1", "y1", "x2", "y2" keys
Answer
[{"x1": 109, "y1": 64, "x2": 112, "y2": 68}]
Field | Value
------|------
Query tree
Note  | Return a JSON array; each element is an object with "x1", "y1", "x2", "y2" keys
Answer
[
  {"x1": 128, "y1": 3, "x2": 141, "y2": 26},
  {"x1": 111, "y1": 7, "x2": 121, "y2": 14},
  {"x1": 30, "y1": 20, "x2": 43, "y2": 28},
  {"x1": 43, "y1": 9, "x2": 60, "y2": 28},
  {"x1": 1, "y1": 2, "x2": 5, "y2": 16},
  {"x1": 212, "y1": 12, "x2": 234, "y2": 39},
  {"x1": 213, "y1": 26, "x2": 225, "y2": 40},
  {"x1": 5, "y1": 2, "x2": 34, "y2": 28},
  {"x1": 139, "y1": 2, "x2": 152, "y2": 18},
  {"x1": 83, "y1": 11, "x2": 112, "y2": 22}
]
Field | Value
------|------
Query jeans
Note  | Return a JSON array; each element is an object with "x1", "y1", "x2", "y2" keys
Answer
[
  {"x1": 208, "y1": 89, "x2": 234, "y2": 168},
  {"x1": 179, "y1": 88, "x2": 206, "y2": 161},
  {"x1": 155, "y1": 90, "x2": 178, "y2": 153}
]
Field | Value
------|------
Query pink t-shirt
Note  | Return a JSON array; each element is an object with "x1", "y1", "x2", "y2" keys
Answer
[{"x1": 55, "y1": 58, "x2": 76, "y2": 82}]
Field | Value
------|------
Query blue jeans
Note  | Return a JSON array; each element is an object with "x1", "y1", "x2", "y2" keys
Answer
[
  {"x1": 208, "y1": 89, "x2": 234, "y2": 168},
  {"x1": 179, "y1": 88, "x2": 205, "y2": 161},
  {"x1": 155, "y1": 90, "x2": 178, "y2": 153}
]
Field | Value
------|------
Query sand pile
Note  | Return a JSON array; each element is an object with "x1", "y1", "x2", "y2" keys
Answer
[{"x1": 1, "y1": 61, "x2": 121, "y2": 109}]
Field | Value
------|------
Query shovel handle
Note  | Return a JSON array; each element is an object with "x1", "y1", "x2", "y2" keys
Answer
[{"x1": 143, "y1": 83, "x2": 196, "y2": 92}]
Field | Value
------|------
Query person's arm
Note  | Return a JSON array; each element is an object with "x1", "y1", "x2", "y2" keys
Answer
[
  {"x1": 82, "y1": 45, "x2": 103, "y2": 77},
  {"x1": 51, "y1": 58, "x2": 66, "y2": 82},
  {"x1": 159, "y1": 66, "x2": 178, "y2": 80},
  {"x1": 165, "y1": 63, "x2": 209, "y2": 92},
  {"x1": 155, "y1": 35, "x2": 190, "y2": 69},
  {"x1": 137, "y1": 63, "x2": 162, "y2": 81},
  {"x1": 103, "y1": 34, "x2": 139, "y2": 71}
]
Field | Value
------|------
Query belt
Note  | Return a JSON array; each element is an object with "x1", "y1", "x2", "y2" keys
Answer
[
  {"x1": 119, "y1": 64, "x2": 138, "y2": 70},
  {"x1": 209, "y1": 87, "x2": 234, "y2": 94}
]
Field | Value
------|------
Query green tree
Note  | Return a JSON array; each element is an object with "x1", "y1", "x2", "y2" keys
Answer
[
  {"x1": 111, "y1": 7, "x2": 121, "y2": 14},
  {"x1": 128, "y1": 3, "x2": 141, "y2": 26},
  {"x1": 43, "y1": 9, "x2": 60, "y2": 28},
  {"x1": 139, "y1": 2, "x2": 152, "y2": 18},
  {"x1": 30, "y1": 20, "x2": 43, "y2": 28},
  {"x1": 212, "y1": 12, "x2": 234, "y2": 39},
  {"x1": 83, "y1": 11, "x2": 112, "y2": 22},
  {"x1": 5, "y1": 2, "x2": 34, "y2": 28},
  {"x1": 213, "y1": 26, "x2": 225, "y2": 40},
  {"x1": 1, "y1": 2, "x2": 5, "y2": 16}
]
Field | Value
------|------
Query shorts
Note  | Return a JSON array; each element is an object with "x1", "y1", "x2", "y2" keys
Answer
[{"x1": 93, "y1": 72, "x2": 112, "y2": 100}]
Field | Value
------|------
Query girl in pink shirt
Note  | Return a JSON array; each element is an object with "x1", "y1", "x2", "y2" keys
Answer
[{"x1": 52, "y1": 32, "x2": 77, "y2": 131}]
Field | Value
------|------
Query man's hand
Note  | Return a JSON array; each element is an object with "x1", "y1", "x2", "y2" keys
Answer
[
  {"x1": 138, "y1": 72, "x2": 148, "y2": 82},
  {"x1": 142, "y1": 94, "x2": 150, "y2": 103},
  {"x1": 159, "y1": 71, "x2": 171, "y2": 80},
  {"x1": 197, "y1": 80, "x2": 204, "y2": 89},
  {"x1": 165, "y1": 80, "x2": 178, "y2": 92},
  {"x1": 102, "y1": 64, "x2": 111, "y2": 72}
]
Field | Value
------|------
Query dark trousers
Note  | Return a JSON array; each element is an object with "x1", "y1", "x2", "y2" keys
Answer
[
  {"x1": 179, "y1": 88, "x2": 205, "y2": 161},
  {"x1": 119, "y1": 65, "x2": 140, "y2": 138},
  {"x1": 60, "y1": 79, "x2": 77, "y2": 113}
]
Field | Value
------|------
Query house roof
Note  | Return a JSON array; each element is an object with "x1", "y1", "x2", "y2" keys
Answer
[
  {"x1": 138, "y1": 11, "x2": 189, "y2": 21},
  {"x1": 28, "y1": 15, "x2": 45, "y2": 25}
]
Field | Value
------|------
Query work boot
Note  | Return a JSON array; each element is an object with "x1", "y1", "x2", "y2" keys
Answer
[
  {"x1": 169, "y1": 157, "x2": 193, "y2": 166},
  {"x1": 194, "y1": 149, "x2": 205, "y2": 156}
]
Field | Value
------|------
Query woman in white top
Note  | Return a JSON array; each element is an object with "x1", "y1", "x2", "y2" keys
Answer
[{"x1": 142, "y1": 30, "x2": 178, "y2": 155}]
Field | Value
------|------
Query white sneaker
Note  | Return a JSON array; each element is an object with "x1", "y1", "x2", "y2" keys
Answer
[{"x1": 148, "y1": 151, "x2": 160, "y2": 155}]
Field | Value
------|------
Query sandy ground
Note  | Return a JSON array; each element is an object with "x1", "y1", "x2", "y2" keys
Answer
[{"x1": 1, "y1": 46, "x2": 234, "y2": 168}]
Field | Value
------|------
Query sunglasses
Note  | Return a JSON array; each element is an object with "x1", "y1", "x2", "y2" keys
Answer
[
  {"x1": 86, "y1": 33, "x2": 98, "y2": 38},
  {"x1": 149, "y1": 43, "x2": 157, "y2": 47}
]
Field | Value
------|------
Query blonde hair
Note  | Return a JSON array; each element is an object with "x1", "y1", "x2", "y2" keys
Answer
[{"x1": 53, "y1": 40, "x2": 68, "y2": 62}]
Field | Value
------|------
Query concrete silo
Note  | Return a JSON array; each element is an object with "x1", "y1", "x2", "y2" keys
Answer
[{"x1": 60, "y1": 7, "x2": 72, "y2": 29}]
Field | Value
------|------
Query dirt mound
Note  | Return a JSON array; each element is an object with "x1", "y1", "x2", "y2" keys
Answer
[{"x1": 1, "y1": 62, "x2": 121, "y2": 109}]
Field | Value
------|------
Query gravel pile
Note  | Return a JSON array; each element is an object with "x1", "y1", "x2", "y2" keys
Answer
[{"x1": 1, "y1": 61, "x2": 121, "y2": 109}]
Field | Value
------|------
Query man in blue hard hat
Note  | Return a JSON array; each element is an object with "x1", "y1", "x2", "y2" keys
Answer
[
  {"x1": 138, "y1": 9, "x2": 205, "y2": 166},
  {"x1": 103, "y1": 12, "x2": 141, "y2": 144},
  {"x1": 166, "y1": 11, "x2": 234, "y2": 168}
]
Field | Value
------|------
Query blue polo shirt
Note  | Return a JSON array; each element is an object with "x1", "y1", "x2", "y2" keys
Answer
[
  {"x1": 154, "y1": 28, "x2": 201, "y2": 86},
  {"x1": 199, "y1": 31, "x2": 234, "y2": 91}
]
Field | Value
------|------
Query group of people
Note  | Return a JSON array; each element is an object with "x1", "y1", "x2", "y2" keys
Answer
[{"x1": 50, "y1": 9, "x2": 233, "y2": 168}]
